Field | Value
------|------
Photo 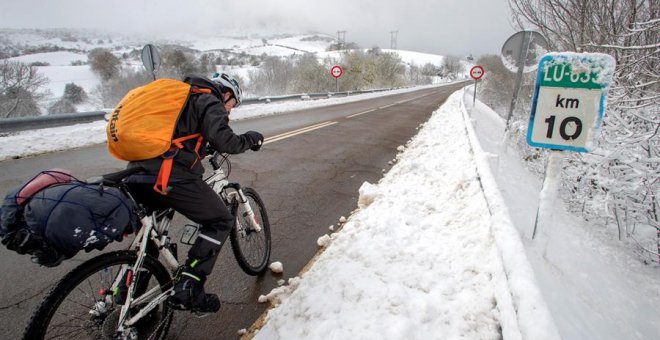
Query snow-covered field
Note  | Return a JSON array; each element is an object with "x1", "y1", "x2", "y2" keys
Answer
[{"x1": 1, "y1": 30, "x2": 464, "y2": 107}]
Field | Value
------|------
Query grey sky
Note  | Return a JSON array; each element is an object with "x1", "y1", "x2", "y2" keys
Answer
[{"x1": 0, "y1": 0, "x2": 515, "y2": 56}]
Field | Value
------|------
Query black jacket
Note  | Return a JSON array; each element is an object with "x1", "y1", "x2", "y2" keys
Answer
[{"x1": 128, "y1": 75, "x2": 254, "y2": 179}]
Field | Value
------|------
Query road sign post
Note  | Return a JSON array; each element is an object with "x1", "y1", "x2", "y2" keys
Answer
[
  {"x1": 331, "y1": 65, "x2": 343, "y2": 92},
  {"x1": 469, "y1": 65, "x2": 484, "y2": 108},
  {"x1": 528, "y1": 52, "x2": 615, "y2": 239}
]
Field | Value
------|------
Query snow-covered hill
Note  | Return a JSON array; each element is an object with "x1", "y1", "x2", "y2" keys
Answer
[{"x1": 1, "y1": 29, "x2": 463, "y2": 113}]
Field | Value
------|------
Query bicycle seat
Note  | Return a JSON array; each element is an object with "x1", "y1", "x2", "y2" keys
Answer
[{"x1": 102, "y1": 167, "x2": 146, "y2": 186}]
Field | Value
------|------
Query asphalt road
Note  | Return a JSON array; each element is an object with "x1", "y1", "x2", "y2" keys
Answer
[{"x1": 0, "y1": 83, "x2": 465, "y2": 339}]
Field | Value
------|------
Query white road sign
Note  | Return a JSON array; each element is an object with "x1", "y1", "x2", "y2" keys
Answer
[
  {"x1": 527, "y1": 53, "x2": 615, "y2": 152},
  {"x1": 331, "y1": 65, "x2": 343, "y2": 78}
]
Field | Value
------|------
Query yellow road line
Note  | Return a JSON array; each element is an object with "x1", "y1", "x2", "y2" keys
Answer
[
  {"x1": 264, "y1": 121, "x2": 338, "y2": 144},
  {"x1": 346, "y1": 109, "x2": 377, "y2": 118}
]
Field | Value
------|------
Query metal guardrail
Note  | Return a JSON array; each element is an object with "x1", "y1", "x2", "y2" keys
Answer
[
  {"x1": 0, "y1": 87, "x2": 401, "y2": 133},
  {"x1": 0, "y1": 111, "x2": 108, "y2": 133}
]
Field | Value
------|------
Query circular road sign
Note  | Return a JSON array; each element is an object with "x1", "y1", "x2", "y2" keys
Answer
[
  {"x1": 470, "y1": 65, "x2": 484, "y2": 80},
  {"x1": 331, "y1": 65, "x2": 343, "y2": 79},
  {"x1": 501, "y1": 30, "x2": 549, "y2": 73},
  {"x1": 141, "y1": 44, "x2": 161, "y2": 74}
]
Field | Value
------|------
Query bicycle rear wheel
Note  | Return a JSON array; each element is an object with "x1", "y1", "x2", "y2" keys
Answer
[
  {"x1": 229, "y1": 187, "x2": 272, "y2": 275},
  {"x1": 23, "y1": 251, "x2": 174, "y2": 340}
]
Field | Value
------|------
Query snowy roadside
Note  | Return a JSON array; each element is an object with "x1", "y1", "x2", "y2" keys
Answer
[
  {"x1": 0, "y1": 84, "x2": 445, "y2": 162},
  {"x1": 249, "y1": 91, "x2": 558, "y2": 339},
  {"x1": 464, "y1": 90, "x2": 660, "y2": 339}
]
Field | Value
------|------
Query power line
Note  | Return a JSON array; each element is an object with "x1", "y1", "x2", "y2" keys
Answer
[
  {"x1": 337, "y1": 30, "x2": 346, "y2": 50},
  {"x1": 390, "y1": 31, "x2": 398, "y2": 50}
]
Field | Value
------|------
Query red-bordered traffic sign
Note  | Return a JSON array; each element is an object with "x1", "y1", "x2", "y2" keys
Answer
[
  {"x1": 331, "y1": 65, "x2": 343, "y2": 78},
  {"x1": 470, "y1": 65, "x2": 485, "y2": 80}
]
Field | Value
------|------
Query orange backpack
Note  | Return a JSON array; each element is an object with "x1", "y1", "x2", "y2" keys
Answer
[{"x1": 106, "y1": 78, "x2": 211, "y2": 195}]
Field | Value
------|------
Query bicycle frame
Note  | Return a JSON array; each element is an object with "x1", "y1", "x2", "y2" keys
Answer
[{"x1": 112, "y1": 153, "x2": 262, "y2": 335}]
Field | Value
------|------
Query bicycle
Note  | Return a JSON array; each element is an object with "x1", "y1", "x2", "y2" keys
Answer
[{"x1": 23, "y1": 152, "x2": 272, "y2": 340}]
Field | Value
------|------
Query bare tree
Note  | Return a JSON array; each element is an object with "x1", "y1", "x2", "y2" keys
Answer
[
  {"x1": 161, "y1": 49, "x2": 196, "y2": 79},
  {"x1": 248, "y1": 56, "x2": 295, "y2": 96},
  {"x1": 0, "y1": 60, "x2": 50, "y2": 118},
  {"x1": 442, "y1": 56, "x2": 464, "y2": 80},
  {"x1": 88, "y1": 48, "x2": 121, "y2": 81},
  {"x1": 94, "y1": 69, "x2": 152, "y2": 108},
  {"x1": 291, "y1": 54, "x2": 333, "y2": 94}
]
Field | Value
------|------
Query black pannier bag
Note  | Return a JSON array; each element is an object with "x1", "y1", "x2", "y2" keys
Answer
[{"x1": 0, "y1": 169, "x2": 138, "y2": 267}]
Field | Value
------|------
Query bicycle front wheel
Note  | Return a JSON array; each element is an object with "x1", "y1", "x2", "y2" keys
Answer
[
  {"x1": 230, "y1": 187, "x2": 272, "y2": 275},
  {"x1": 24, "y1": 251, "x2": 174, "y2": 340}
]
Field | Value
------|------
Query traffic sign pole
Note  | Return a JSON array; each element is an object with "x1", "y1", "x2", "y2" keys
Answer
[
  {"x1": 531, "y1": 150, "x2": 563, "y2": 239},
  {"x1": 527, "y1": 52, "x2": 614, "y2": 240},
  {"x1": 504, "y1": 30, "x2": 531, "y2": 133},
  {"x1": 330, "y1": 65, "x2": 343, "y2": 93},
  {"x1": 469, "y1": 65, "x2": 484, "y2": 110}
]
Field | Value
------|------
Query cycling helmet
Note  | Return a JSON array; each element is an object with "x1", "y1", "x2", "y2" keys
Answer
[{"x1": 211, "y1": 72, "x2": 242, "y2": 107}]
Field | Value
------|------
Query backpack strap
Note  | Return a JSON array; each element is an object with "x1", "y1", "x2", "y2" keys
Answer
[
  {"x1": 153, "y1": 86, "x2": 212, "y2": 195},
  {"x1": 153, "y1": 133, "x2": 204, "y2": 195},
  {"x1": 191, "y1": 86, "x2": 212, "y2": 94}
]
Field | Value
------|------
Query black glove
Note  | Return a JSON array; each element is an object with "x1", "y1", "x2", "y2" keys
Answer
[{"x1": 244, "y1": 131, "x2": 264, "y2": 152}]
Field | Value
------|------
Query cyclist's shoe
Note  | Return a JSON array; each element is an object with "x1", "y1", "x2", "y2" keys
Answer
[{"x1": 169, "y1": 271, "x2": 220, "y2": 314}]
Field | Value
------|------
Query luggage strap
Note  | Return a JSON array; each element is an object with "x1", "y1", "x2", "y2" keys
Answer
[{"x1": 153, "y1": 133, "x2": 204, "y2": 195}]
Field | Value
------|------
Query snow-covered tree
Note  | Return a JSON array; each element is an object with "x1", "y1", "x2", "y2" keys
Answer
[
  {"x1": 0, "y1": 59, "x2": 49, "y2": 118},
  {"x1": 508, "y1": 0, "x2": 659, "y2": 262}
]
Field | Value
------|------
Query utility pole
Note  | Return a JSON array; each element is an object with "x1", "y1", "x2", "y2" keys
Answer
[
  {"x1": 337, "y1": 30, "x2": 347, "y2": 50},
  {"x1": 390, "y1": 30, "x2": 398, "y2": 50}
]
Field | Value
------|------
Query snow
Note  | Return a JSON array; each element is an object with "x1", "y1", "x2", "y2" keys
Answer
[
  {"x1": 462, "y1": 91, "x2": 660, "y2": 340},
  {"x1": 8, "y1": 51, "x2": 88, "y2": 66},
  {"x1": 269, "y1": 262, "x2": 284, "y2": 274},
  {"x1": 253, "y1": 91, "x2": 559, "y2": 340},
  {"x1": 0, "y1": 58, "x2": 657, "y2": 338},
  {"x1": 7, "y1": 51, "x2": 99, "y2": 107},
  {"x1": 0, "y1": 84, "x2": 439, "y2": 161}
]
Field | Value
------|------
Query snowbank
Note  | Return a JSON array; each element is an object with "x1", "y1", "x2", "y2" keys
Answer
[{"x1": 252, "y1": 91, "x2": 559, "y2": 339}]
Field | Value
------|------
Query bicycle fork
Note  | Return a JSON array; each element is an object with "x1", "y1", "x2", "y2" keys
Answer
[{"x1": 225, "y1": 184, "x2": 261, "y2": 232}]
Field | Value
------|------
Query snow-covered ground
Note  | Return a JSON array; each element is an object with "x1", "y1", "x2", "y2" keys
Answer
[
  {"x1": 2, "y1": 81, "x2": 657, "y2": 339},
  {"x1": 463, "y1": 91, "x2": 660, "y2": 340},
  {"x1": 252, "y1": 91, "x2": 557, "y2": 340}
]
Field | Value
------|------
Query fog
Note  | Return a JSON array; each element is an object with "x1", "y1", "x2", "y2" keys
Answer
[{"x1": 0, "y1": 0, "x2": 515, "y2": 56}]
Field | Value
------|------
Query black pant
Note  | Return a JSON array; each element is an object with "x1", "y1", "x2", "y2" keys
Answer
[{"x1": 129, "y1": 179, "x2": 234, "y2": 278}]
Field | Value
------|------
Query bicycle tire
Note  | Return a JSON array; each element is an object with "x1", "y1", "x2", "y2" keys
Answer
[
  {"x1": 23, "y1": 251, "x2": 174, "y2": 340},
  {"x1": 229, "y1": 187, "x2": 272, "y2": 275}
]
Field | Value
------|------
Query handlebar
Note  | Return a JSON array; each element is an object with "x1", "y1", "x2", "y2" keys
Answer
[{"x1": 209, "y1": 152, "x2": 231, "y2": 175}]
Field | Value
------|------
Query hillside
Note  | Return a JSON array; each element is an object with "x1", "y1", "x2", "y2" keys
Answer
[{"x1": 1, "y1": 28, "x2": 462, "y2": 115}]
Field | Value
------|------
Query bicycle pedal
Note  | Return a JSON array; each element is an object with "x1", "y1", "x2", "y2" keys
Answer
[{"x1": 166, "y1": 299, "x2": 189, "y2": 311}]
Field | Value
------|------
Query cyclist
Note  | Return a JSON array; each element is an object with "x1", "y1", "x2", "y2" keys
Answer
[{"x1": 127, "y1": 73, "x2": 264, "y2": 314}]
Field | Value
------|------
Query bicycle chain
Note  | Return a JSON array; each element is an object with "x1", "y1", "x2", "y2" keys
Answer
[{"x1": 146, "y1": 307, "x2": 174, "y2": 340}]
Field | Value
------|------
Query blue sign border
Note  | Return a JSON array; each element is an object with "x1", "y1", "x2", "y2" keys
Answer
[{"x1": 526, "y1": 54, "x2": 607, "y2": 153}]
